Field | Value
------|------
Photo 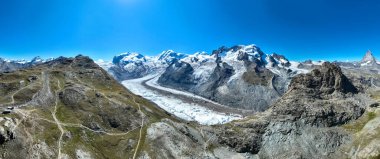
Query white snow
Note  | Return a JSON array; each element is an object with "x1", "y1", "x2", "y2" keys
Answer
[
  {"x1": 121, "y1": 75, "x2": 242, "y2": 125},
  {"x1": 181, "y1": 53, "x2": 217, "y2": 83},
  {"x1": 289, "y1": 61, "x2": 310, "y2": 74},
  {"x1": 120, "y1": 52, "x2": 146, "y2": 63},
  {"x1": 312, "y1": 60, "x2": 325, "y2": 65},
  {"x1": 279, "y1": 58, "x2": 288, "y2": 64},
  {"x1": 15, "y1": 60, "x2": 27, "y2": 64},
  {"x1": 95, "y1": 59, "x2": 113, "y2": 70},
  {"x1": 155, "y1": 50, "x2": 188, "y2": 64}
]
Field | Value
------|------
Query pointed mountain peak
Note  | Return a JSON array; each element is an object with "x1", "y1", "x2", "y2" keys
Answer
[
  {"x1": 30, "y1": 56, "x2": 44, "y2": 64},
  {"x1": 361, "y1": 50, "x2": 376, "y2": 64}
]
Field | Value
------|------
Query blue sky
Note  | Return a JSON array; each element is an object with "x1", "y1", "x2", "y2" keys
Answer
[{"x1": 0, "y1": 0, "x2": 379, "y2": 61}]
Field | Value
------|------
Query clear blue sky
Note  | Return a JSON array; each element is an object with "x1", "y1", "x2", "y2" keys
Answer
[{"x1": 0, "y1": 0, "x2": 379, "y2": 61}]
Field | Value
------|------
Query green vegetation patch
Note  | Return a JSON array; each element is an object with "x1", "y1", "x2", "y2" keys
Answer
[{"x1": 343, "y1": 111, "x2": 379, "y2": 133}]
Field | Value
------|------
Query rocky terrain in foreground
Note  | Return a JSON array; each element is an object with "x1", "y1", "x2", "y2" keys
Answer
[{"x1": 0, "y1": 54, "x2": 379, "y2": 158}]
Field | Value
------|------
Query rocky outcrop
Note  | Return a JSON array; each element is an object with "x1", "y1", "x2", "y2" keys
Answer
[
  {"x1": 216, "y1": 62, "x2": 369, "y2": 158},
  {"x1": 145, "y1": 119, "x2": 258, "y2": 159},
  {"x1": 289, "y1": 62, "x2": 358, "y2": 95},
  {"x1": 59, "y1": 85, "x2": 87, "y2": 107},
  {"x1": 0, "y1": 117, "x2": 16, "y2": 144}
]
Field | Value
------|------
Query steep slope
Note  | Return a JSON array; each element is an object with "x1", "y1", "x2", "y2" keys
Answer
[{"x1": 158, "y1": 44, "x2": 303, "y2": 111}]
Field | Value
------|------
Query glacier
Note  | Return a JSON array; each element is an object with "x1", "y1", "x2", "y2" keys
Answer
[{"x1": 121, "y1": 75, "x2": 242, "y2": 125}]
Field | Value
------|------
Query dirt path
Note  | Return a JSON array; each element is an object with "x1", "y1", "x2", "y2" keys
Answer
[
  {"x1": 9, "y1": 85, "x2": 27, "y2": 105},
  {"x1": 0, "y1": 79, "x2": 34, "y2": 107},
  {"x1": 8, "y1": 70, "x2": 144, "y2": 158},
  {"x1": 60, "y1": 122, "x2": 138, "y2": 136},
  {"x1": 51, "y1": 80, "x2": 65, "y2": 159},
  {"x1": 132, "y1": 96, "x2": 145, "y2": 159}
]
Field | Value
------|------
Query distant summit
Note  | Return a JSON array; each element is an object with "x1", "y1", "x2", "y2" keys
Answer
[{"x1": 360, "y1": 50, "x2": 378, "y2": 66}]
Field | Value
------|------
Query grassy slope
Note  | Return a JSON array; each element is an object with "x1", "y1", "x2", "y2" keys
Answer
[{"x1": 0, "y1": 57, "x2": 179, "y2": 159}]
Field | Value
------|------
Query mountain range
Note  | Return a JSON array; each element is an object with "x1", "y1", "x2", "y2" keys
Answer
[
  {"x1": 0, "y1": 45, "x2": 378, "y2": 158},
  {"x1": 99, "y1": 45, "x2": 379, "y2": 111}
]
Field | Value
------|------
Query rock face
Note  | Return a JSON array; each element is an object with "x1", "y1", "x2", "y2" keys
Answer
[
  {"x1": 216, "y1": 62, "x2": 369, "y2": 158},
  {"x1": 157, "y1": 60, "x2": 195, "y2": 90}
]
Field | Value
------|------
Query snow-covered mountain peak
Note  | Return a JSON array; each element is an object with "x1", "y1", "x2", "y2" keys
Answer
[
  {"x1": 265, "y1": 53, "x2": 291, "y2": 68},
  {"x1": 182, "y1": 51, "x2": 214, "y2": 64},
  {"x1": 30, "y1": 56, "x2": 44, "y2": 64},
  {"x1": 105, "y1": 44, "x2": 305, "y2": 81},
  {"x1": 112, "y1": 52, "x2": 148, "y2": 65},
  {"x1": 156, "y1": 50, "x2": 188, "y2": 64},
  {"x1": 216, "y1": 44, "x2": 263, "y2": 61},
  {"x1": 0, "y1": 56, "x2": 50, "y2": 65}
]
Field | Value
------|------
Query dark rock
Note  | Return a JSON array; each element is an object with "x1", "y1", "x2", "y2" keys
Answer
[
  {"x1": 289, "y1": 62, "x2": 358, "y2": 95},
  {"x1": 157, "y1": 60, "x2": 195, "y2": 90},
  {"x1": 108, "y1": 117, "x2": 121, "y2": 128},
  {"x1": 27, "y1": 75, "x2": 38, "y2": 82},
  {"x1": 59, "y1": 86, "x2": 87, "y2": 107},
  {"x1": 370, "y1": 102, "x2": 379, "y2": 108}
]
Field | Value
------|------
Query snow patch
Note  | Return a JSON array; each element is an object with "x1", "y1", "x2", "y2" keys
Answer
[
  {"x1": 95, "y1": 59, "x2": 113, "y2": 70},
  {"x1": 289, "y1": 61, "x2": 310, "y2": 74}
]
